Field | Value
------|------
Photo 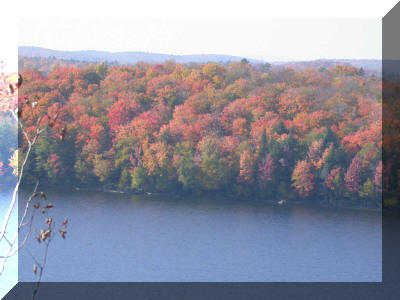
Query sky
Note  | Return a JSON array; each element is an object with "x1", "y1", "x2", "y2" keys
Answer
[{"x1": 19, "y1": 19, "x2": 381, "y2": 62}]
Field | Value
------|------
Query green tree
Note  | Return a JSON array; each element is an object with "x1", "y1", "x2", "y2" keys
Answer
[
  {"x1": 359, "y1": 178, "x2": 374, "y2": 198},
  {"x1": 131, "y1": 166, "x2": 149, "y2": 190},
  {"x1": 177, "y1": 149, "x2": 198, "y2": 191}
]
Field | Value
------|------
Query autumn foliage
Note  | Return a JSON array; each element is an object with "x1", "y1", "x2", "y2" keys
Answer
[{"x1": 7, "y1": 58, "x2": 382, "y2": 205}]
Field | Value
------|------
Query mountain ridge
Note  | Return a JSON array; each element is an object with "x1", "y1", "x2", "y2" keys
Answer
[
  {"x1": 19, "y1": 46, "x2": 264, "y2": 64},
  {"x1": 19, "y1": 46, "x2": 381, "y2": 72}
]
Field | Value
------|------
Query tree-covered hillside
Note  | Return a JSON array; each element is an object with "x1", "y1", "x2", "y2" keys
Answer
[{"x1": 13, "y1": 58, "x2": 382, "y2": 206}]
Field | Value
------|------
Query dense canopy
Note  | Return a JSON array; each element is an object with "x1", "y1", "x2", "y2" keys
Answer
[{"x1": 7, "y1": 58, "x2": 383, "y2": 206}]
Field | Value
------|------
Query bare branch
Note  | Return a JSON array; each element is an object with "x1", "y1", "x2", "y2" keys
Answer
[{"x1": 0, "y1": 70, "x2": 68, "y2": 300}]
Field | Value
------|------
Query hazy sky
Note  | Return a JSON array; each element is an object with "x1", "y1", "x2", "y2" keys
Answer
[{"x1": 19, "y1": 19, "x2": 381, "y2": 61}]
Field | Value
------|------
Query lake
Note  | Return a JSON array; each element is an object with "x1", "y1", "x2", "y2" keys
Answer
[
  {"x1": 0, "y1": 186, "x2": 18, "y2": 299},
  {"x1": 18, "y1": 189, "x2": 381, "y2": 282}
]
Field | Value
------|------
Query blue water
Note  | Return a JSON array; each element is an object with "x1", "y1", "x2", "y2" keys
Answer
[
  {"x1": 0, "y1": 187, "x2": 18, "y2": 299},
  {"x1": 19, "y1": 190, "x2": 381, "y2": 282}
]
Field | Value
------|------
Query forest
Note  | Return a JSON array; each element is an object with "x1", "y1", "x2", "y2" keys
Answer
[{"x1": 1, "y1": 58, "x2": 383, "y2": 207}]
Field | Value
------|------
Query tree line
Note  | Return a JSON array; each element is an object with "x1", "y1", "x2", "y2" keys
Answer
[{"x1": 1, "y1": 58, "x2": 382, "y2": 207}]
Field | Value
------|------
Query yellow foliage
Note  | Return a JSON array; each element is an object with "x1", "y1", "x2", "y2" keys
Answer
[{"x1": 9, "y1": 149, "x2": 18, "y2": 176}]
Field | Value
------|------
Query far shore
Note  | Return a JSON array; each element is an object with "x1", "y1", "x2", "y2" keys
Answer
[{"x1": 11, "y1": 183, "x2": 383, "y2": 212}]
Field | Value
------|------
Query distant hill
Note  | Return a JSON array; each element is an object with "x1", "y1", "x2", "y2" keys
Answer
[
  {"x1": 18, "y1": 46, "x2": 381, "y2": 73},
  {"x1": 18, "y1": 46, "x2": 263, "y2": 65}
]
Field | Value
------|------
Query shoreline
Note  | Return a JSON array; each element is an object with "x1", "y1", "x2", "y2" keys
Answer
[
  {"x1": 47, "y1": 185, "x2": 383, "y2": 212},
  {"x1": 8, "y1": 182, "x2": 383, "y2": 212}
]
